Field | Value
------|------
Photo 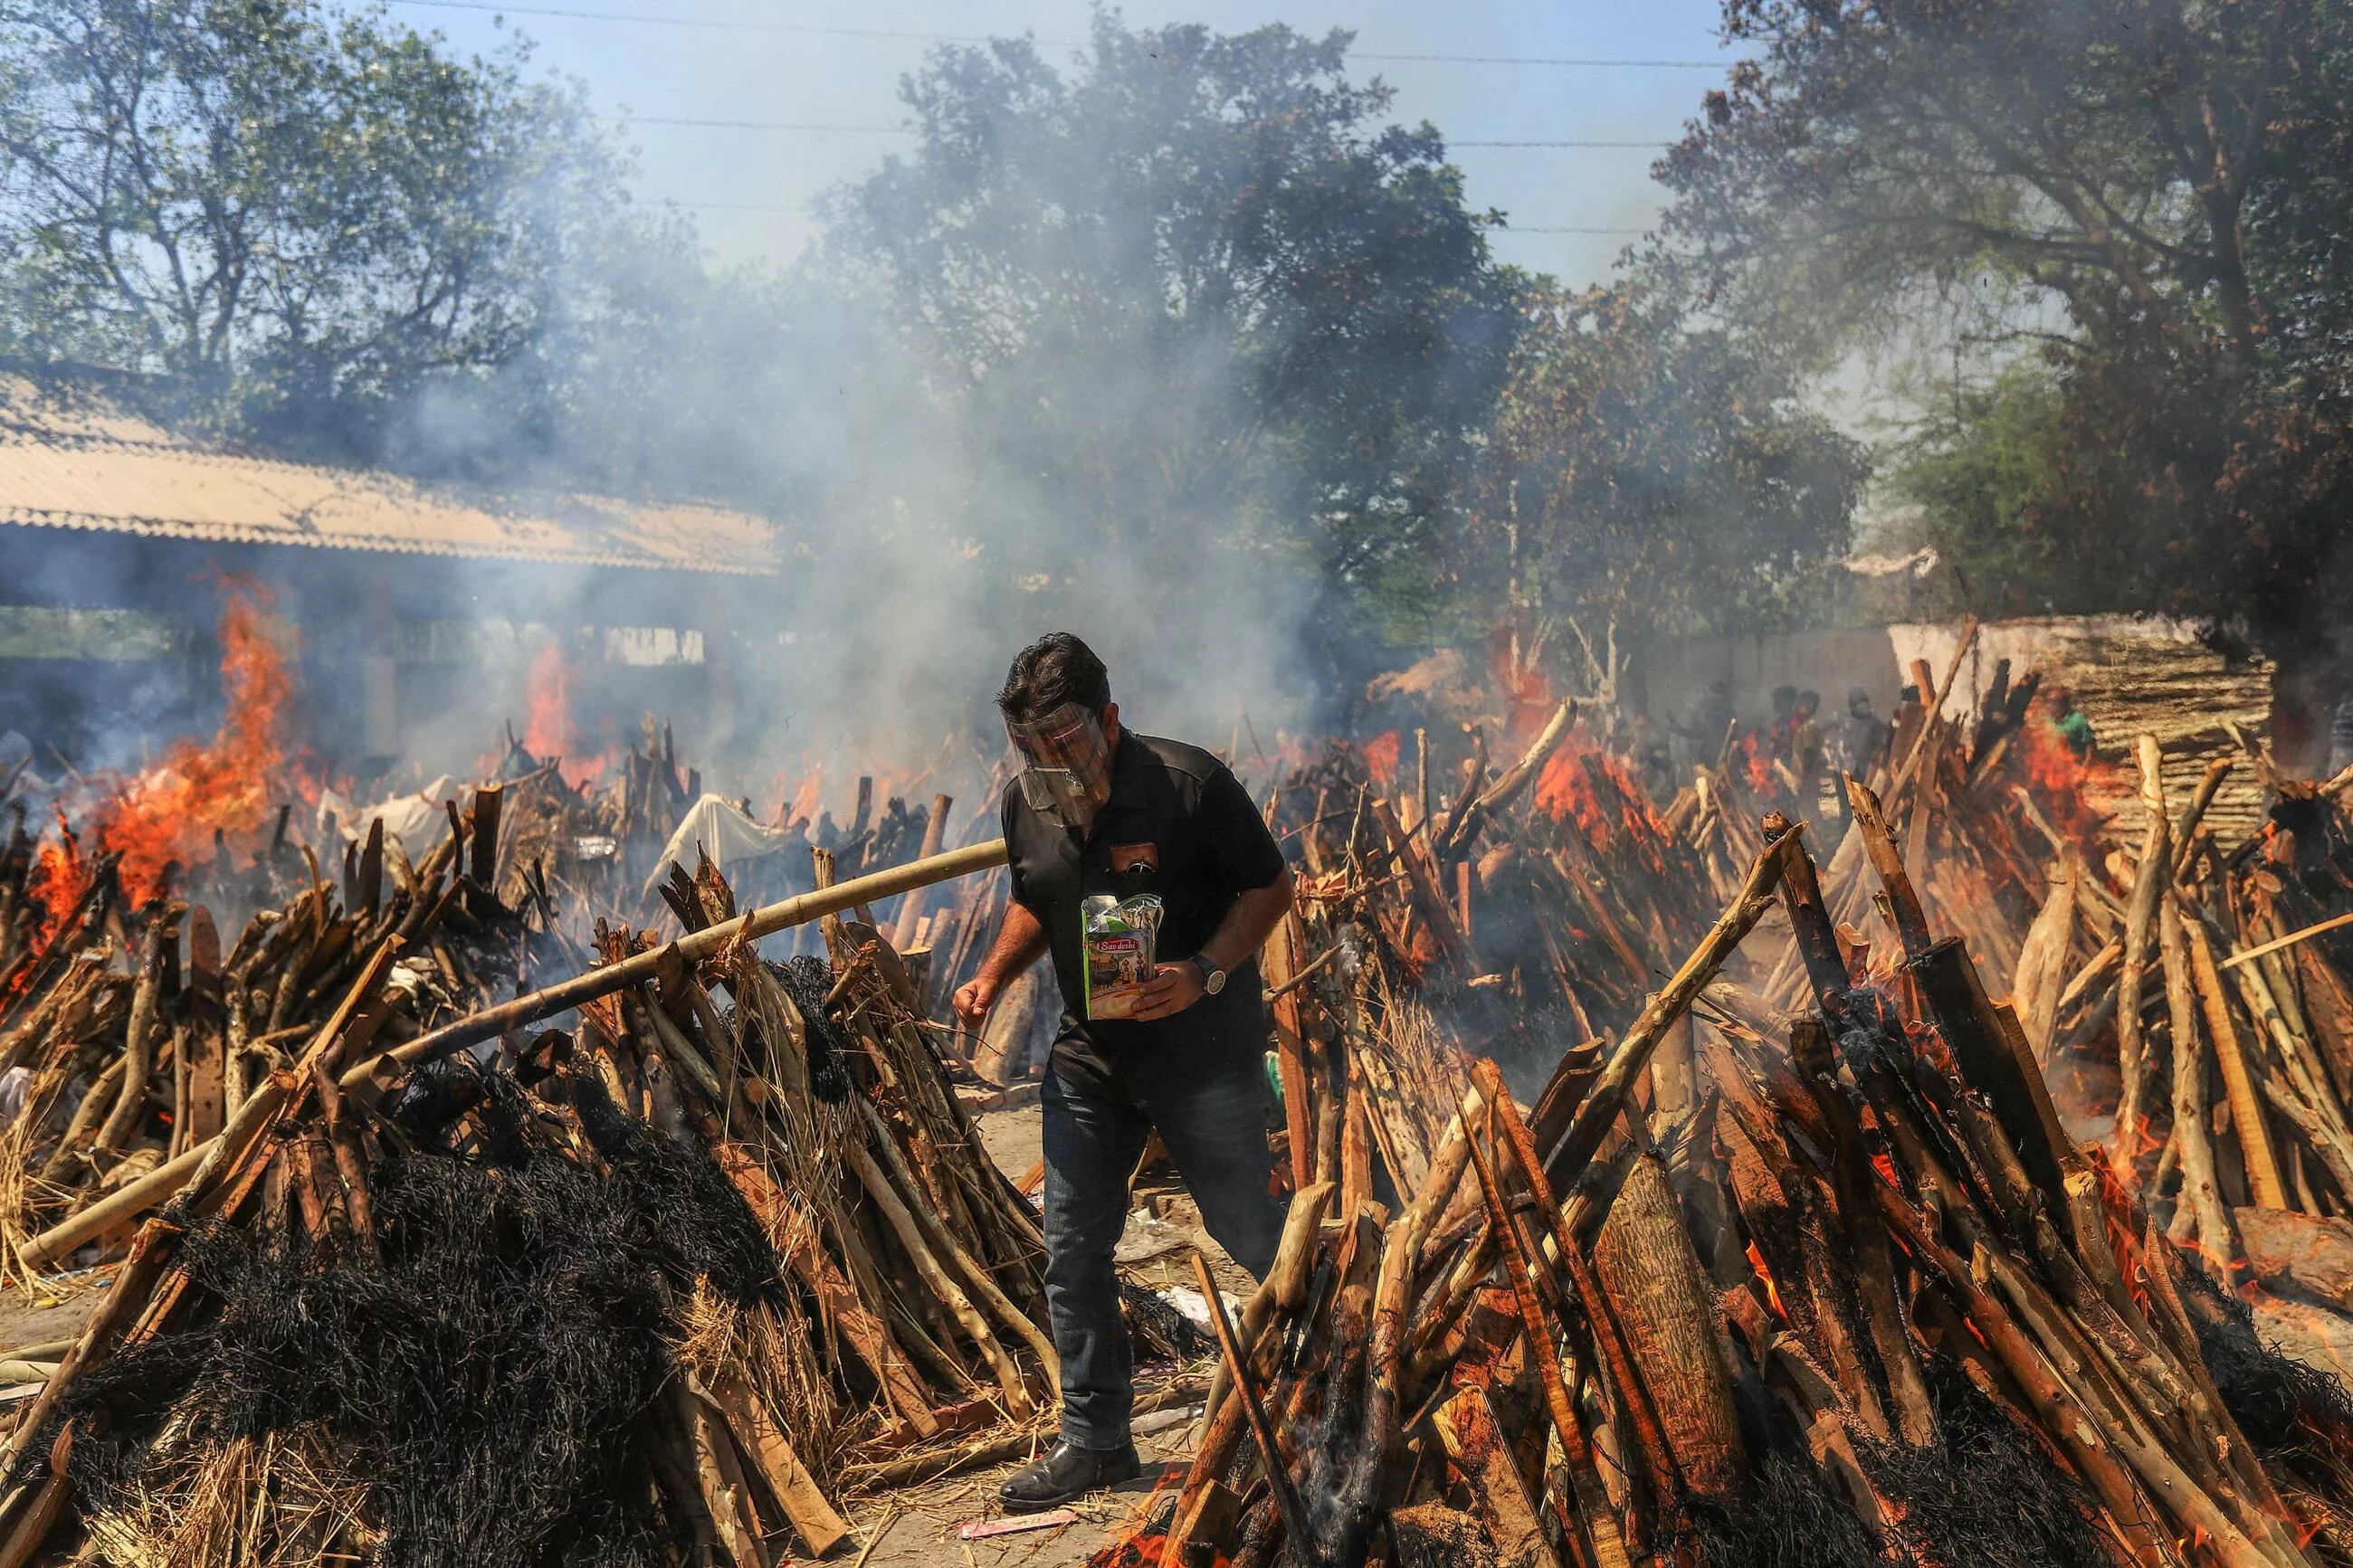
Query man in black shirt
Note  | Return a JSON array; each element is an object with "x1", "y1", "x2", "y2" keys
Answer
[{"x1": 953, "y1": 633, "x2": 1293, "y2": 1510}]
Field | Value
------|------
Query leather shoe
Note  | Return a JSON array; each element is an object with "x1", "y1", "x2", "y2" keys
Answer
[{"x1": 998, "y1": 1440, "x2": 1142, "y2": 1512}]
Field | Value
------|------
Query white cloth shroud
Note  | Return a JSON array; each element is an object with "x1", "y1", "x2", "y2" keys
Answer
[{"x1": 643, "y1": 794, "x2": 802, "y2": 895}]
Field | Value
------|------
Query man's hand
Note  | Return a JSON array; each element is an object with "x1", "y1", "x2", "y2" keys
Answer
[
  {"x1": 957, "y1": 901, "x2": 1049, "y2": 1032},
  {"x1": 953, "y1": 974, "x2": 1003, "y2": 1031},
  {"x1": 1129, "y1": 961, "x2": 1205, "y2": 1022}
]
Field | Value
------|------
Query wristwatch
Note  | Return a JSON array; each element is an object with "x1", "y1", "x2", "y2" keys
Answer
[{"x1": 1193, "y1": 955, "x2": 1228, "y2": 995}]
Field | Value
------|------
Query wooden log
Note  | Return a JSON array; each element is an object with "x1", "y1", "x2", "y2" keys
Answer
[
  {"x1": 2011, "y1": 850, "x2": 2080, "y2": 1065},
  {"x1": 1910, "y1": 936, "x2": 2071, "y2": 1231},
  {"x1": 1788, "y1": 1018, "x2": 1936, "y2": 1447},
  {"x1": 680, "y1": 1374, "x2": 768, "y2": 1568},
  {"x1": 1190, "y1": 1250, "x2": 1311, "y2": 1559},
  {"x1": 1262, "y1": 913, "x2": 1317, "y2": 1192},
  {"x1": 0, "y1": 1425, "x2": 73, "y2": 1568},
  {"x1": 1593, "y1": 1152, "x2": 1747, "y2": 1500},
  {"x1": 707, "y1": 1366, "x2": 851, "y2": 1556},
  {"x1": 1432, "y1": 1387, "x2": 1558, "y2": 1568},
  {"x1": 2177, "y1": 897, "x2": 2287, "y2": 1210},
  {"x1": 1463, "y1": 1107, "x2": 1633, "y2": 1568},
  {"x1": 1390, "y1": 1502, "x2": 1500, "y2": 1568},
  {"x1": 1195, "y1": 1179, "x2": 1333, "y2": 1475},
  {"x1": 1471, "y1": 1060, "x2": 1680, "y2": 1536},
  {"x1": 1842, "y1": 774, "x2": 1932, "y2": 957},
  {"x1": 1549, "y1": 833, "x2": 1788, "y2": 1214},
  {"x1": 1170, "y1": 1482, "x2": 1248, "y2": 1568},
  {"x1": 1439, "y1": 699, "x2": 1575, "y2": 859},
  {"x1": 93, "y1": 917, "x2": 168, "y2": 1155},
  {"x1": 1166, "y1": 1193, "x2": 1325, "y2": 1568},
  {"x1": 353, "y1": 839, "x2": 1008, "y2": 1082},
  {"x1": 889, "y1": 794, "x2": 953, "y2": 951},
  {"x1": 2169, "y1": 757, "x2": 2234, "y2": 879},
  {"x1": 854, "y1": 1097, "x2": 1057, "y2": 1381},
  {"x1": 2222, "y1": 908, "x2": 2353, "y2": 971},
  {"x1": 846, "y1": 1141, "x2": 1032, "y2": 1415},
  {"x1": 2116, "y1": 736, "x2": 2171, "y2": 1164},
  {"x1": 2160, "y1": 898, "x2": 2237, "y2": 1263}
]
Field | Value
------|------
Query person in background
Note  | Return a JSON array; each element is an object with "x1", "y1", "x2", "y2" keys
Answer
[
  {"x1": 1890, "y1": 682, "x2": 1929, "y2": 773},
  {"x1": 2042, "y1": 686, "x2": 2097, "y2": 759},
  {"x1": 954, "y1": 632, "x2": 1294, "y2": 1511},
  {"x1": 1767, "y1": 685, "x2": 1801, "y2": 758},
  {"x1": 1667, "y1": 679, "x2": 1735, "y2": 781},
  {"x1": 1836, "y1": 688, "x2": 1891, "y2": 804},
  {"x1": 1792, "y1": 690, "x2": 1827, "y2": 817}
]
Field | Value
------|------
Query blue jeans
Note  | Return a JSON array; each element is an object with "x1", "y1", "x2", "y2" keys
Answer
[{"x1": 1041, "y1": 1059, "x2": 1287, "y2": 1449}]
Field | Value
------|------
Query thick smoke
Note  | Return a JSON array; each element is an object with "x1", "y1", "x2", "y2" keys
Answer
[{"x1": 3, "y1": 11, "x2": 1521, "y2": 821}]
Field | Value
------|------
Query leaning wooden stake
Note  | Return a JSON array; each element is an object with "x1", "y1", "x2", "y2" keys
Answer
[
  {"x1": 1189, "y1": 1250, "x2": 1312, "y2": 1560},
  {"x1": 2115, "y1": 736, "x2": 2170, "y2": 1164},
  {"x1": 1551, "y1": 832, "x2": 1789, "y2": 1213},
  {"x1": 2160, "y1": 898, "x2": 2236, "y2": 1264}
]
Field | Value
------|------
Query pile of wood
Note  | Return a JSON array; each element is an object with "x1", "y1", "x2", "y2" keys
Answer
[
  {"x1": 0, "y1": 784, "x2": 571, "y2": 1281},
  {"x1": 1119, "y1": 782, "x2": 2353, "y2": 1568},
  {"x1": 0, "y1": 840, "x2": 1070, "y2": 1565}
]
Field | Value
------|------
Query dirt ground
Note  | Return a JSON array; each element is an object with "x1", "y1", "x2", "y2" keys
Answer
[
  {"x1": 0, "y1": 1269, "x2": 101, "y2": 1360},
  {"x1": 845, "y1": 1101, "x2": 1251, "y2": 1568}
]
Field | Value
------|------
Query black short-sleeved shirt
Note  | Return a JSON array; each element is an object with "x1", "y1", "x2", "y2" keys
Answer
[{"x1": 1002, "y1": 728, "x2": 1287, "y2": 1099}]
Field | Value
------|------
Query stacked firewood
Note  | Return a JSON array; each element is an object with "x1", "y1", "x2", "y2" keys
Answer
[
  {"x1": 0, "y1": 784, "x2": 572, "y2": 1281},
  {"x1": 1116, "y1": 781, "x2": 2353, "y2": 1568},
  {"x1": 0, "y1": 849, "x2": 1063, "y2": 1565}
]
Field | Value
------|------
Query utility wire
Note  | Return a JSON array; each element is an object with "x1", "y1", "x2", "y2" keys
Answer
[
  {"x1": 618, "y1": 116, "x2": 1670, "y2": 147},
  {"x1": 657, "y1": 197, "x2": 1648, "y2": 233},
  {"x1": 387, "y1": 1, "x2": 1726, "y2": 67}
]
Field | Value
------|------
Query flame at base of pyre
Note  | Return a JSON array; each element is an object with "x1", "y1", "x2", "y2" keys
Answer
[{"x1": 31, "y1": 580, "x2": 300, "y2": 928}]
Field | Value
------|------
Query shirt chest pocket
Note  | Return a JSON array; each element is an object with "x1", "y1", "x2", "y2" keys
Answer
[{"x1": 1089, "y1": 841, "x2": 1163, "y2": 899}]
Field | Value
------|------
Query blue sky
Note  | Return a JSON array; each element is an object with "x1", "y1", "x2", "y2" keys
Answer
[{"x1": 377, "y1": 0, "x2": 1739, "y2": 285}]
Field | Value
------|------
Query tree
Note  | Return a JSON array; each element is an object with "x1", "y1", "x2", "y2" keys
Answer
[
  {"x1": 825, "y1": 11, "x2": 1519, "y2": 686},
  {"x1": 1439, "y1": 280, "x2": 1864, "y2": 651},
  {"x1": 1660, "y1": 0, "x2": 2353, "y2": 720},
  {"x1": 0, "y1": 0, "x2": 627, "y2": 459}
]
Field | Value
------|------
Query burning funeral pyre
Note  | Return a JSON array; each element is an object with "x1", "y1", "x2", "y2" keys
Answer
[{"x1": 0, "y1": 616, "x2": 2350, "y2": 1567}]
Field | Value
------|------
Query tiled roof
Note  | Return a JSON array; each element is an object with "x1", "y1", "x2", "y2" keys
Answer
[{"x1": 0, "y1": 389, "x2": 778, "y2": 575}]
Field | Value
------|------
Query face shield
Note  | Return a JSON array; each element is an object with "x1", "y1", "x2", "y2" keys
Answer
[{"x1": 1007, "y1": 703, "x2": 1113, "y2": 833}]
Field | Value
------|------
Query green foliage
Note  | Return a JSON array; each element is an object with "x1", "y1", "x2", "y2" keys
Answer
[
  {"x1": 1662, "y1": 0, "x2": 2353, "y2": 663},
  {"x1": 1439, "y1": 280, "x2": 1864, "y2": 642},
  {"x1": 0, "y1": 0, "x2": 629, "y2": 460},
  {"x1": 1884, "y1": 366, "x2": 2092, "y2": 616},
  {"x1": 825, "y1": 12, "x2": 1520, "y2": 670}
]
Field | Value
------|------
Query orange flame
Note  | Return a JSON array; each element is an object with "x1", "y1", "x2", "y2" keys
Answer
[
  {"x1": 1535, "y1": 728, "x2": 1668, "y2": 854},
  {"x1": 520, "y1": 642, "x2": 619, "y2": 789},
  {"x1": 1362, "y1": 730, "x2": 1401, "y2": 788},
  {"x1": 2015, "y1": 717, "x2": 2120, "y2": 848},
  {"x1": 33, "y1": 581, "x2": 294, "y2": 922},
  {"x1": 1746, "y1": 1240, "x2": 1789, "y2": 1322},
  {"x1": 523, "y1": 642, "x2": 572, "y2": 764}
]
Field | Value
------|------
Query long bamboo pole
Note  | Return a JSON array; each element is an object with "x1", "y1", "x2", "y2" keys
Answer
[
  {"x1": 342, "y1": 837, "x2": 1008, "y2": 1087},
  {"x1": 19, "y1": 841, "x2": 1009, "y2": 1274}
]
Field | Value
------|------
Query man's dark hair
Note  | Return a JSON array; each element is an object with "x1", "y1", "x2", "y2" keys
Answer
[{"x1": 997, "y1": 632, "x2": 1111, "y2": 723}]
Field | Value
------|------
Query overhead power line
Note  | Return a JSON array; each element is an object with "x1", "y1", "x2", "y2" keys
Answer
[
  {"x1": 618, "y1": 116, "x2": 1669, "y2": 148},
  {"x1": 386, "y1": 1, "x2": 1726, "y2": 67},
  {"x1": 656, "y1": 197, "x2": 1648, "y2": 234}
]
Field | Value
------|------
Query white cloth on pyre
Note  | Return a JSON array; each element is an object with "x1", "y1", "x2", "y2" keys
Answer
[
  {"x1": 642, "y1": 794, "x2": 802, "y2": 897},
  {"x1": 317, "y1": 776, "x2": 458, "y2": 861}
]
